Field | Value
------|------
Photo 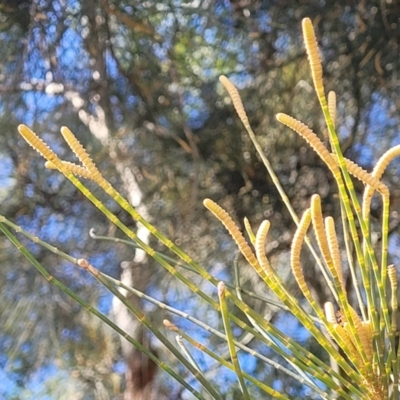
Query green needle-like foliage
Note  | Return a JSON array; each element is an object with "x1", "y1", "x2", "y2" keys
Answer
[{"x1": 3, "y1": 16, "x2": 400, "y2": 399}]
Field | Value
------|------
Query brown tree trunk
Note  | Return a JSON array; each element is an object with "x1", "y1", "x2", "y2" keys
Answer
[
  {"x1": 76, "y1": 3, "x2": 159, "y2": 397},
  {"x1": 113, "y1": 262, "x2": 158, "y2": 400}
]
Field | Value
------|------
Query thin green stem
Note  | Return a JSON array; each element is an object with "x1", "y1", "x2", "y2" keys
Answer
[
  {"x1": 218, "y1": 282, "x2": 250, "y2": 399},
  {"x1": 80, "y1": 259, "x2": 223, "y2": 400},
  {"x1": 102, "y1": 269, "x2": 328, "y2": 395},
  {"x1": 176, "y1": 335, "x2": 206, "y2": 376},
  {"x1": 224, "y1": 289, "x2": 365, "y2": 396},
  {"x1": 90, "y1": 228, "x2": 305, "y2": 316},
  {"x1": 0, "y1": 222, "x2": 205, "y2": 399},
  {"x1": 164, "y1": 320, "x2": 290, "y2": 399}
]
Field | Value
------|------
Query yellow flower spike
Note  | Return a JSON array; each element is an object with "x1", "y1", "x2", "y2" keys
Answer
[
  {"x1": 311, "y1": 197, "x2": 365, "y2": 349},
  {"x1": 203, "y1": 199, "x2": 259, "y2": 270},
  {"x1": 290, "y1": 209, "x2": 334, "y2": 321},
  {"x1": 45, "y1": 160, "x2": 92, "y2": 179},
  {"x1": 254, "y1": 220, "x2": 275, "y2": 278},
  {"x1": 328, "y1": 91, "x2": 336, "y2": 126},
  {"x1": 325, "y1": 216, "x2": 345, "y2": 292},
  {"x1": 333, "y1": 323, "x2": 360, "y2": 360},
  {"x1": 361, "y1": 320, "x2": 374, "y2": 361},
  {"x1": 330, "y1": 154, "x2": 389, "y2": 197},
  {"x1": 60, "y1": 126, "x2": 97, "y2": 172},
  {"x1": 324, "y1": 306, "x2": 364, "y2": 364},
  {"x1": 362, "y1": 319, "x2": 373, "y2": 337},
  {"x1": 388, "y1": 264, "x2": 398, "y2": 293},
  {"x1": 311, "y1": 195, "x2": 333, "y2": 269},
  {"x1": 338, "y1": 306, "x2": 373, "y2": 366},
  {"x1": 372, "y1": 145, "x2": 400, "y2": 180},
  {"x1": 18, "y1": 125, "x2": 64, "y2": 168},
  {"x1": 302, "y1": 18, "x2": 326, "y2": 105},
  {"x1": 18, "y1": 125, "x2": 90, "y2": 184},
  {"x1": 362, "y1": 144, "x2": 400, "y2": 218},
  {"x1": 243, "y1": 217, "x2": 256, "y2": 245},
  {"x1": 343, "y1": 322, "x2": 366, "y2": 367},
  {"x1": 346, "y1": 306, "x2": 373, "y2": 360},
  {"x1": 219, "y1": 76, "x2": 249, "y2": 128},
  {"x1": 290, "y1": 208, "x2": 313, "y2": 298},
  {"x1": 324, "y1": 302, "x2": 337, "y2": 324},
  {"x1": 60, "y1": 126, "x2": 105, "y2": 184},
  {"x1": 276, "y1": 113, "x2": 339, "y2": 175}
]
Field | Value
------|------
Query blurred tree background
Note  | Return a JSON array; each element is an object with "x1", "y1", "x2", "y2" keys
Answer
[{"x1": 1, "y1": 0, "x2": 400, "y2": 399}]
